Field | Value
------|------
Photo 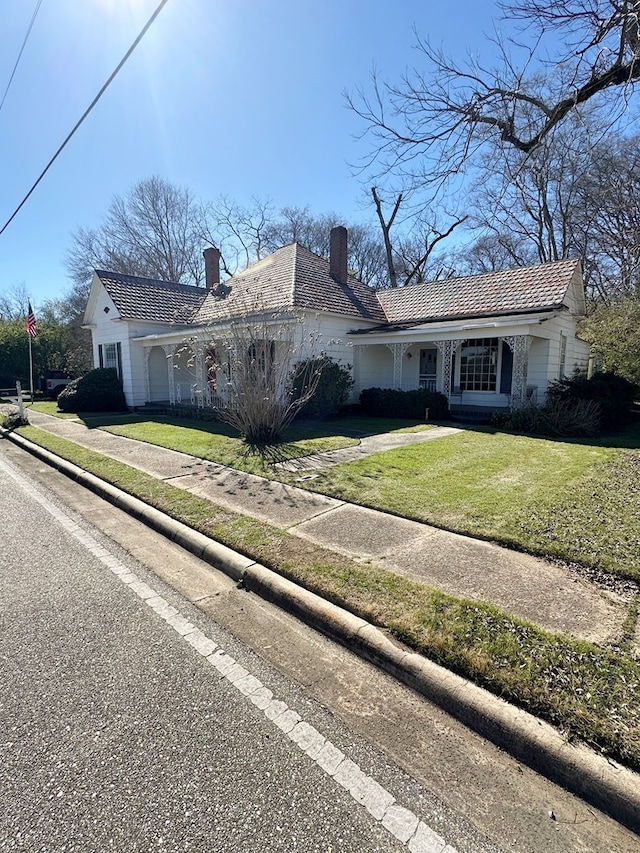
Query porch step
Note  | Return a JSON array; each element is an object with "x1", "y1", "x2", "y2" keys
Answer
[
  {"x1": 134, "y1": 403, "x2": 169, "y2": 416},
  {"x1": 449, "y1": 406, "x2": 497, "y2": 425}
]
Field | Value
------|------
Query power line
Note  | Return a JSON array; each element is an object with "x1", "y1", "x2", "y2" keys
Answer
[
  {"x1": 0, "y1": 0, "x2": 44, "y2": 115},
  {"x1": 0, "y1": 0, "x2": 171, "y2": 238}
]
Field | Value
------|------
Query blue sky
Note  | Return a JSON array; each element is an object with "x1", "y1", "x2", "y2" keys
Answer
[{"x1": 0, "y1": 0, "x2": 504, "y2": 308}]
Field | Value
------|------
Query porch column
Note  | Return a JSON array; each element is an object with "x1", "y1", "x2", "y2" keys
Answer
[
  {"x1": 194, "y1": 343, "x2": 205, "y2": 408},
  {"x1": 162, "y1": 344, "x2": 176, "y2": 404},
  {"x1": 143, "y1": 347, "x2": 151, "y2": 403},
  {"x1": 385, "y1": 342, "x2": 410, "y2": 389},
  {"x1": 351, "y1": 344, "x2": 362, "y2": 397},
  {"x1": 503, "y1": 335, "x2": 532, "y2": 407},
  {"x1": 434, "y1": 340, "x2": 454, "y2": 400}
]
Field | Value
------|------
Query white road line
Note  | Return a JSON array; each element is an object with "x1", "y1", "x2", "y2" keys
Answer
[{"x1": 0, "y1": 454, "x2": 458, "y2": 853}]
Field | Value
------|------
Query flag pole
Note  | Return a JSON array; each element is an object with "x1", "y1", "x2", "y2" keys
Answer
[
  {"x1": 28, "y1": 331, "x2": 34, "y2": 402},
  {"x1": 26, "y1": 300, "x2": 36, "y2": 403}
]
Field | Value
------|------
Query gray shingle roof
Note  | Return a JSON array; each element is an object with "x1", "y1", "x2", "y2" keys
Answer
[
  {"x1": 194, "y1": 244, "x2": 386, "y2": 325},
  {"x1": 376, "y1": 258, "x2": 580, "y2": 326},
  {"x1": 97, "y1": 270, "x2": 207, "y2": 324}
]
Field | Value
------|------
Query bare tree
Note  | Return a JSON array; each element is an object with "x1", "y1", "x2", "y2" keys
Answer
[
  {"x1": 0, "y1": 281, "x2": 30, "y2": 320},
  {"x1": 263, "y1": 206, "x2": 337, "y2": 255},
  {"x1": 465, "y1": 113, "x2": 591, "y2": 267},
  {"x1": 262, "y1": 206, "x2": 389, "y2": 288},
  {"x1": 457, "y1": 116, "x2": 640, "y2": 303},
  {"x1": 572, "y1": 132, "x2": 640, "y2": 302},
  {"x1": 66, "y1": 176, "x2": 208, "y2": 289},
  {"x1": 457, "y1": 232, "x2": 535, "y2": 274},
  {"x1": 207, "y1": 305, "x2": 325, "y2": 444},
  {"x1": 371, "y1": 188, "x2": 402, "y2": 288},
  {"x1": 371, "y1": 187, "x2": 465, "y2": 287},
  {"x1": 202, "y1": 196, "x2": 276, "y2": 275},
  {"x1": 348, "y1": 1, "x2": 640, "y2": 199}
]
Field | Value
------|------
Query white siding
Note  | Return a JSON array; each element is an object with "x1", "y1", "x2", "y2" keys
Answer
[
  {"x1": 526, "y1": 338, "x2": 550, "y2": 395},
  {"x1": 355, "y1": 345, "x2": 394, "y2": 394}
]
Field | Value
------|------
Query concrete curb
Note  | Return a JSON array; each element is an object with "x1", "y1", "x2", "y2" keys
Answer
[{"x1": 3, "y1": 426, "x2": 640, "y2": 834}]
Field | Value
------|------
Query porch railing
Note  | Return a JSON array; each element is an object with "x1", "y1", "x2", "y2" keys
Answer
[
  {"x1": 174, "y1": 381, "x2": 225, "y2": 410},
  {"x1": 418, "y1": 377, "x2": 437, "y2": 393}
]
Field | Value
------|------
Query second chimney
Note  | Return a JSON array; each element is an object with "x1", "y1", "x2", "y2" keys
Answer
[
  {"x1": 203, "y1": 247, "x2": 221, "y2": 291},
  {"x1": 329, "y1": 226, "x2": 348, "y2": 283}
]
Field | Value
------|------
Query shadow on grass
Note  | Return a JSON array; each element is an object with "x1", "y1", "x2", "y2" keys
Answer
[
  {"x1": 453, "y1": 414, "x2": 640, "y2": 450},
  {"x1": 238, "y1": 439, "x2": 313, "y2": 466},
  {"x1": 76, "y1": 411, "x2": 429, "y2": 440}
]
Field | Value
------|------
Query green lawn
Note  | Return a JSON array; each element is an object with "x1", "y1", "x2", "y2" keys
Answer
[
  {"x1": 292, "y1": 428, "x2": 640, "y2": 580},
  {"x1": 93, "y1": 414, "x2": 431, "y2": 475},
  {"x1": 24, "y1": 401, "x2": 78, "y2": 418},
  {"x1": 89, "y1": 413, "x2": 640, "y2": 580}
]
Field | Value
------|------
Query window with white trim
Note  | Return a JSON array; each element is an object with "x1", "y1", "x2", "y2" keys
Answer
[
  {"x1": 103, "y1": 343, "x2": 118, "y2": 371},
  {"x1": 98, "y1": 342, "x2": 122, "y2": 379},
  {"x1": 459, "y1": 338, "x2": 499, "y2": 392},
  {"x1": 559, "y1": 333, "x2": 567, "y2": 378}
]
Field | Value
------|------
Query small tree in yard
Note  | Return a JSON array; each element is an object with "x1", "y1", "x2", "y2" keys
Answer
[
  {"x1": 291, "y1": 357, "x2": 353, "y2": 419},
  {"x1": 210, "y1": 309, "x2": 326, "y2": 444}
]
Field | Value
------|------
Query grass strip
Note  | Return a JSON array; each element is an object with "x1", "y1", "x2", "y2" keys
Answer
[{"x1": 12, "y1": 424, "x2": 640, "y2": 771}]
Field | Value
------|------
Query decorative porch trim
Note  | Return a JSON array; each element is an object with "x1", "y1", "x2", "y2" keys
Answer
[
  {"x1": 384, "y1": 342, "x2": 411, "y2": 388},
  {"x1": 434, "y1": 340, "x2": 455, "y2": 399},
  {"x1": 503, "y1": 335, "x2": 532, "y2": 407},
  {"x1": 352, "y1": 344, "x2": 362, "y2": 396},
  {"x1": 162, "y1": 344, "x2": 176, "y2": 404},
  {"x1": 143, "y1": 346, "x2": 151, "y2": 404},
  {"x1": 194, "y1": 343, "x2": 205, "y2": 408}
]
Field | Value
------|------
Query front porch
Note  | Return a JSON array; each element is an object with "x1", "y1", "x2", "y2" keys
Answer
[{"x1": 351, "y1": 333, "x2": 539, "y2": 412}]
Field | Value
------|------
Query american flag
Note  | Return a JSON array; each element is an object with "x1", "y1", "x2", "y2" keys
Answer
[{"x1": 26, "y1": 302, "x2": 37, "y2": 338}]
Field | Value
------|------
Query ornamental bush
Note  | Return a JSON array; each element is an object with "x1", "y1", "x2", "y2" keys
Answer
[
  {"x1": 359, "y1": 387, "x2": 449, "y2": 420},
  {"x1": 491, "y1": 398, "x2": 602, "y2": 437},
  {"x1": 546, "y1": 371, "x2": 637, "y2": 428},
  {"x1": 291, "y1": 357, "x2": 353, "y2": 419},
  {"x1": 57, "y1": 368, "x2": 127, "y2": 413}
]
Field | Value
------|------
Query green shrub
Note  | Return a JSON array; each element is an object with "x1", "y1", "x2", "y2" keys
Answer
[
  {"x1": 360, "y1": 387, "x2": 449, "y2": 420},
  {"x1": 491, "y1": 404, "x2": 546, "y2": 433},
  {"x1": 546, "y1": 371, "x2": 637, "y2": 428},
  {"x1": 539, "y1": 397, "x2": 602, "y2": 436},
  {"x1": 492, "y1": 397, "x2": 602, "y2": 437},
  {"x1": 291, "y1": 357, "x2": 353, "y2": 419},
  {"x1": 57, "y1": 368, "x2": 127, "y2": 413}
]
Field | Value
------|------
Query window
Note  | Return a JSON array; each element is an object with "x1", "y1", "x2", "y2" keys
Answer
[
  {"x1": 103, "y1": 343, "x2": 118, "y2": 371},
  {"x1": 559, "y1": 333, "x2": 567, "y2": 378},
  {"x1": 98, "y1": 342, "x2": 122, "y2": 379},
  {"x1": 459, "y1": 338, "x2": 499, "y2": 392}
]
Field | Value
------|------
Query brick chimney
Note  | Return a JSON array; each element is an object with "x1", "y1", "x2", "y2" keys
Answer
[
  {"x1": 203, "y1": 247, "x2": 220, "y2": 291},
  {"x1": 329, "y1": 226, "x2": 348, "y2": 283}
]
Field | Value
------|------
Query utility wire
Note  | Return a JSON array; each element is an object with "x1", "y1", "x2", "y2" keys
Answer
[
  {"x1": 0, "y1": 0, "x2": 44, "y2": 115},
  {"x1": 0, "y1": 0, "x2": 171, "y2": 238}
]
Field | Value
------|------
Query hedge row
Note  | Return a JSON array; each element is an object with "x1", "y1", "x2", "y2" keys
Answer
[{"x1": 359, "y1": 387, "x2": 449, "y2": 420}]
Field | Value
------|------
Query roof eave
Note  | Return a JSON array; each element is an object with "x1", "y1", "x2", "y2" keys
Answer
[{"x1": 372, "y1": 304, "x2": 563, "y2": 332}]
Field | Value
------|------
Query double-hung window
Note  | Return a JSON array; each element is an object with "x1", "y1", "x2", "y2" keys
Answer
[{"x1": 98, "y1": 342, "x2": 122, "y2": 379}]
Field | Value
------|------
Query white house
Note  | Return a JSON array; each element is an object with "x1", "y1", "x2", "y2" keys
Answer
[{"x1": 82, "y1": 227, "x2": 590, "y2": 414}]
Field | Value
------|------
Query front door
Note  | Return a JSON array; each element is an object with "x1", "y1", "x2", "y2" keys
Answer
[{"x1": 419, "y1": 348, "x2": 437, "y2": 392}]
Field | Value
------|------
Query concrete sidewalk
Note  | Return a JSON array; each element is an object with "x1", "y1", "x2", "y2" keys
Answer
[{"x1": 15, "y1": 407, "x2": 631, "y2": 646}]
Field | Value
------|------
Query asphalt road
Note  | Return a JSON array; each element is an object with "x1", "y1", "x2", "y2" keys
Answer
[
  {"x1": 1, "y1": 441, "x2": 638, "y2": 853},
  {"x1": 0, "y1": 449, "x2": 458, "y2": 853}
]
